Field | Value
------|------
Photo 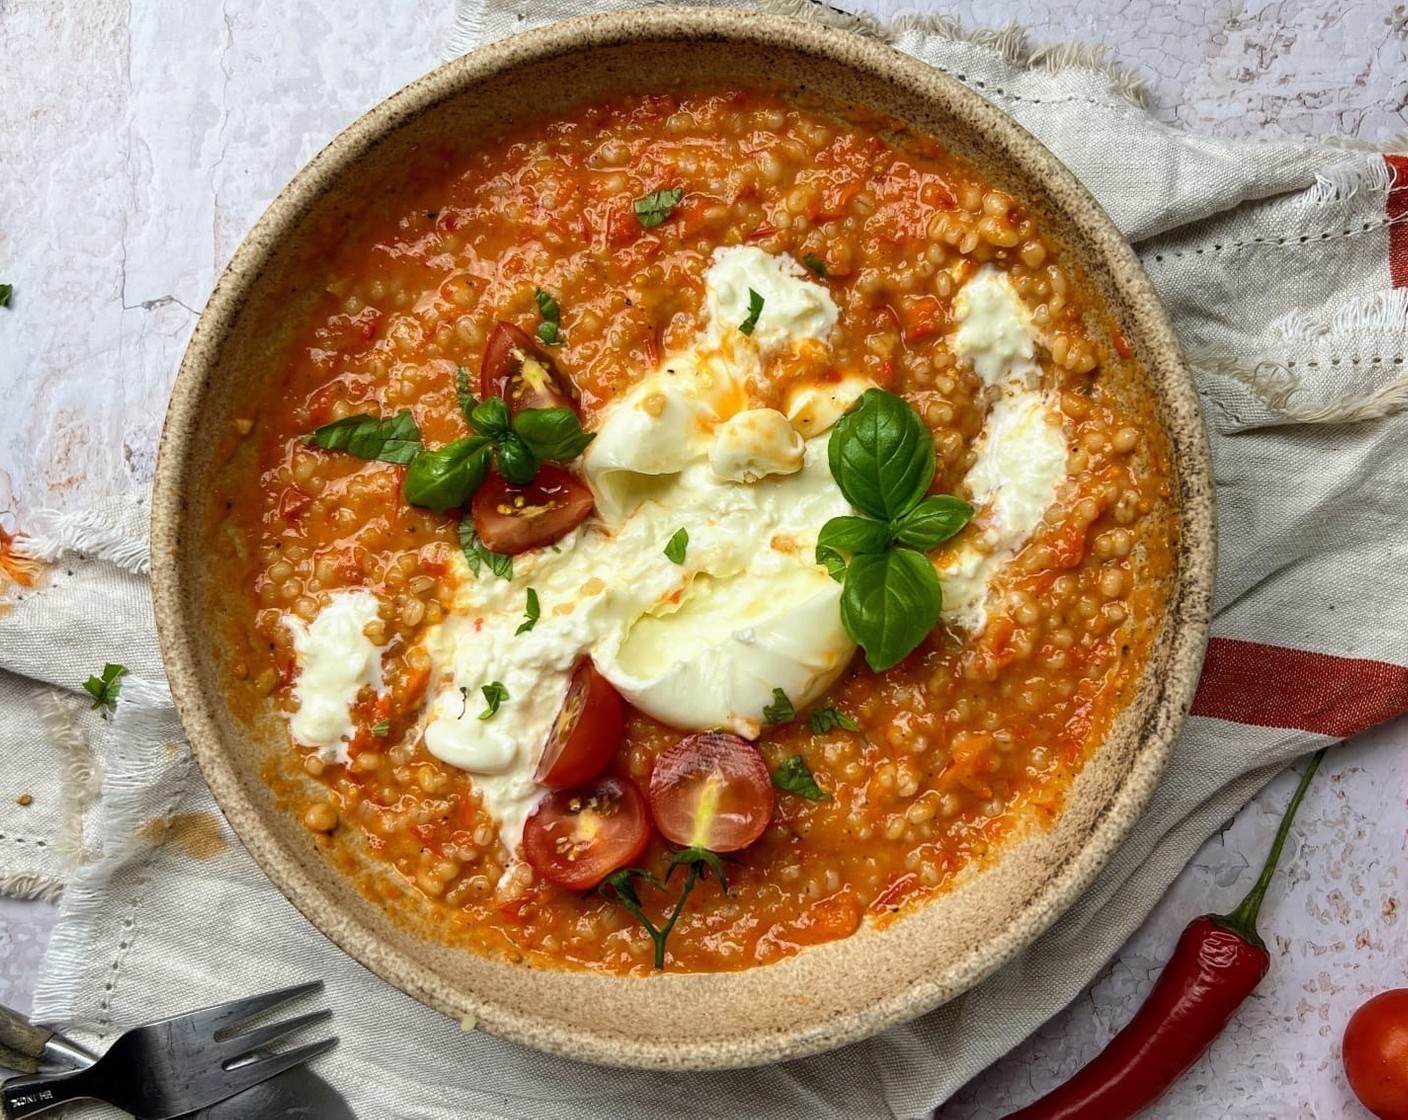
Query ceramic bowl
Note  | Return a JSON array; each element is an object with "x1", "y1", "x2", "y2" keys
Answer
[{"x1": 152, "y1": 7, "x2": 1213, "y2": 1069}]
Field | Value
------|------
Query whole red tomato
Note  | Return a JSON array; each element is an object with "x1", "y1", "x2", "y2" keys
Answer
[{"x1": 1345, "y1": 989, "x2": 1408, "y2": 1120}]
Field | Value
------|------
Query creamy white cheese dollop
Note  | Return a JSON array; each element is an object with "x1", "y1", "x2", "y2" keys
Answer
[
  {"x1": 703, "y1": 246, "x2": 838, "y2": 355},
  {"x1": 285, "y1": 590, "x2": 384, "y2": 762},
  {"x1": 939, "y1": 267, "x2": 1069, "y2": 632}
]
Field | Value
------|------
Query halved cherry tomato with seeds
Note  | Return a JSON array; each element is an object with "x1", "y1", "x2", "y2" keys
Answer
[
  {"x1": 648, "y1": 732, "x2": 774, "y2": 852},
  {"x1": 470, "y1": 464, "x2": 594, "y2": 554},
  {"x1": 534, "y1": 661, "x2": 625, "y2": 789},
  {"x1": 522, "y1": 775, "x2": 650, "y2": 891},
  {"x1": 479, "y1": 321, "x2": 577, "y2": 416}
]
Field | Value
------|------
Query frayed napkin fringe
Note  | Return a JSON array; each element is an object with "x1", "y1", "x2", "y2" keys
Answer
[
  {"x1": 32, "y1": 675, "x2": 187, "y2": 1033},
  {"x1": 33, "y1": 689, "x2": 101, "y2": 870},
  {"x1": 15, "y1": 508, "x2": 151, "y2": 576},
  {"x1": 446, "y1": 0, "x2": 1153, "y2": 107}
]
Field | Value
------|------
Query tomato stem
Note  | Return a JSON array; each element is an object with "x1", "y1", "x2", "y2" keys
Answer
[
  {"x1": 1210, "y1": 748, "x2": 1325, "y2": 949},
  {"x1": 602, "y1": 851, "x2": 718, "y2": 970}
]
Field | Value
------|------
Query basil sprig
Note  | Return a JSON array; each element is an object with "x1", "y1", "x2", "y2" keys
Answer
[
  {"x1": 820, "y1": 390, "x2": 974, "y2": 671},
  {"x1": 83, "y1": 663, "x2": 128, "y2": 711},
  {"x1": 469, "y1": 396, "x2": 593, "y2": 486},
  {"x1": 307, "y1": 410, "x2": 422, "y2": 464}
]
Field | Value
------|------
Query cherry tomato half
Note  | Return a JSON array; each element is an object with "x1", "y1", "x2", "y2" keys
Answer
[
  {"x1": 648, "y1": 732, "x2": 774, "y2": 853},
  {"x1": 470, "y1": 464, "x2": 595, "y2": 554},
  {"x1": 480, "y1": 321, "x2": 577, "y2": 416},
  {"x1": 534, "y1": 661, "x2": 625, "y2": 790},
  {"x1": 1345, "y1": 989, "x2": 1408, "y2": 1120},
  {"x1": 522, "y1": 775, "x2": 650, "y2": 891}
]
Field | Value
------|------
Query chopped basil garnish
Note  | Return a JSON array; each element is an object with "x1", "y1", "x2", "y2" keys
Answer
[
  {"x1": 738, "y1": 288, "x2": 764, "y2": 336},
  {"x1": 455, "y1": 365, "x2": 476, "y2": 421},
  {"x1": 307, "y1": 410, "x2": 422, "y2": 465},
  {"x1": 663, "y1": 527, "x2": 689, "y2": 564},
  {"x1": 809, "y1": 707, "x2": 860, "y2": 734},
  {"x1": 83, "y1": 663, "x2": 128, "y2": 711},
  {"x1": 762, "y1": 687, "x2": 794, "y2": 725},
  {"x1": 822, "y1": 390, "x2": 974, "y2": 671},
  {"x1": 458, "y1": 517, "x2": 513, "y2": 581},
  {"x1": 516, "y1": 588, "x2": 540, "y2": 635},
  {"x1": 801, "y1": 254, "x2": 828, "y2": 278},
  {"x1": 633, "y1": 187, "x2": 684, "y2": 229},
  {"x1": 402, "y1": 436, "x2": 491, "y2": 513},
  {"x1": 0, "y1": 284, "x2": 12, "y2": 308},
  {"x1": 479, "y1": 681, "x2": 509, "y2": 720},
  {"x1": 602, "y1": 847, "x2": 727, "y2": 969},
  {"x1": 772, "y1": 755, "x2": 829, "y2": 801},
  {"x1": 513, "y1": 408, "x2": 594, "y2": 462},
  {"x1": 534, "y1": 288, "x2": 563, "y2": 346},
  {"x1": 370, "y1": 719, "x2": 391, "y2": 737}
]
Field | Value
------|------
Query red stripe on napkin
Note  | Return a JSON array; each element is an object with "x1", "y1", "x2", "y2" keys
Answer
[
  {"x1": 1192, "y1": 637, "x2": 1408, "y2": 738},
  {"x1": 1388, "y1": 154, "x2": 1408, "y2": 288}
]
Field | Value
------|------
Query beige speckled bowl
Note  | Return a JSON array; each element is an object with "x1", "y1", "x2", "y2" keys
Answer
[{"x1": 151, "y1": 8, "x2": 1213, "y2": 1069}]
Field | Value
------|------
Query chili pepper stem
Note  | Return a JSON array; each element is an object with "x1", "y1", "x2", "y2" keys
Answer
[{"x1": 1209, "y1": 748, "x2": 1326, "y2": 950}]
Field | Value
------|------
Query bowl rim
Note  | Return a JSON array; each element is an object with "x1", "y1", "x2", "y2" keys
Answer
[{"x1": 151, "y1": 5, "x2": 1213, "y2": 1069}]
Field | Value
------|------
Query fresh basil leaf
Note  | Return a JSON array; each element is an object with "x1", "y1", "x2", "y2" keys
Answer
[
  {"x1": 455, "y1": 365, "x2": 477, "y2": 421},
  {"x1": 495, "y1": 432, "x2": 539, "y2": 485},
  {"x1": 516, "y1": 588, "x2": 540, "y2": 635},
  {"x1": 633, "y1": 187, "x2": 683, "y2": 229},
  {"x1": 772, "y1": 755, "x2": 828, "y2": 801},
  {"x1": 458, "y1": 517, "x2": 513, "y2": 581},
  {"x1": 0, "y1": 284, "x2": 12, "y2": 308},
  {"x1": 809, "y1": 707, "x2": 860, "y2": 734},
  {"x1": 307, "y1": 410, "x2": 422, "y2": 465},
  {"x1": 828, "y1": 390, "x2": 935, "y2": 521},
  {"x1": 469, "y1": 396, "x2": 510, "y2": 439},
  {"x1": 801, "y1": 254, "x2": 828, "y2": 278},
  {"x1": 534, "y1": 287, "x2": 559, "y2": 324},
  {"x1": 762, "y1": 688, "x2": 794, "y2": 725},
  {"x1": 403, "y1": 437, "x2": 491, "y2": 513},
  {"x1": 82, "y1": 663, "x2": 128, "y2": 710},
  {"x1": 892, "y1": 494, "x2": 975, "y2": 550},
  {"x1": 817, "y1": 516, "x2": 892, "y2": 557},
  {"x1": 663, "y1": 527, "x2": 688, "y2": 565},
  {"x1": 479, "y1": 681, "x2": 509, "y2": 720},
  {"x1": 370, "y1": 719, "x2": 391, "y2": 737},
  {"x1": 512, "y1": 408, "x2": 594, "y2": 462},
  {"x1": 738, "y1": 288, "x2": 764, "y2": 336},
  {"x1": 840, "y1": 548, "x2": 944, "y2": 672},
  {"x1": 816, "y1": 544, "x2": 848, "y2": 583},
  {"x1": 535, "y1": 288, "x2": 563, "y2": 345}
]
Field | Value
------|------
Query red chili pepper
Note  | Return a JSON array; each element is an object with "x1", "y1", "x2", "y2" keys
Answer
[{"x1": 1000, "y1": 749, "x2": 1325, "y2": 1120}]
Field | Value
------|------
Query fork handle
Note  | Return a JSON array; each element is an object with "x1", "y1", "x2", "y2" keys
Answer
[
  {"x1": 0, "y1": 1009, "x2": 50, "y2": 1077},
  {"x1": 0, "y1": 1068, "x2": 94, "y2": 1119}
]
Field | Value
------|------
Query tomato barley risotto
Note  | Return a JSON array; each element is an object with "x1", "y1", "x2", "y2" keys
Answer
[{"x1": 209, "y1": 85, "x2": 1175, "y2": 975}]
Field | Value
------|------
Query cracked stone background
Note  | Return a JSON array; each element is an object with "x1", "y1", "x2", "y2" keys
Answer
[{"x1": 0, "y1": 1, "x2": 1405, "y2": 1117}]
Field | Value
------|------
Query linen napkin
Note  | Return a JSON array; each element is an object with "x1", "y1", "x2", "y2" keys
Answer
[{"x1": 5, "y1": 4, "x2": 1408, "y2": 1117}]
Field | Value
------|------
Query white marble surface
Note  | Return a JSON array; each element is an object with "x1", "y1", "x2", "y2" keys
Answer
[{"x1": 0, "y1": 1, "x2": 1405, "y2": 1117}]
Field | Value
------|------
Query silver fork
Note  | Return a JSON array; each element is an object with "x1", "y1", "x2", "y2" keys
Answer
[{"x1": 0, "y1": 981, "x2": 336, "y2": 1119}]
